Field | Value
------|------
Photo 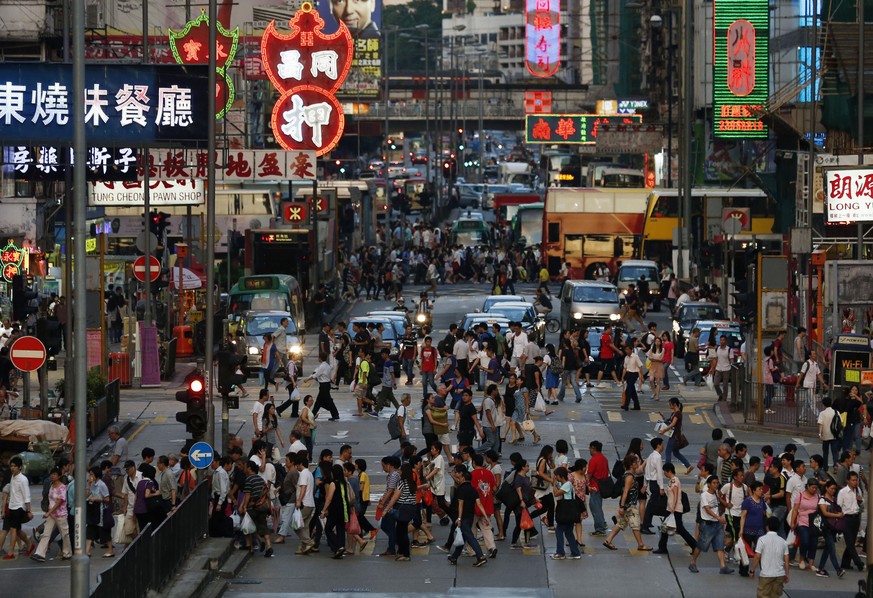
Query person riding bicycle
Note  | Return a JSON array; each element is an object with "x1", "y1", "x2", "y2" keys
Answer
[{"x1": 533, "y1": 288, "x2": 553, "y2": 315}]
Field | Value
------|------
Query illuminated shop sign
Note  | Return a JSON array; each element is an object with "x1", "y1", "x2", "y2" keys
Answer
[
  {"x1": 525, "y1": 0, "x2": 560, "y2": 78},
  {"x1": 524, "y1": 114, "x2": 642, "y2": 145}
]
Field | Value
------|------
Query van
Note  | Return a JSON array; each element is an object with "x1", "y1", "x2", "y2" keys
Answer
[
  {"x1": 560, "y1": 280, "x2": 622, "y2": 330},
  {"x1": 616, "y1": 259, "x2": 662, "y2": 311}
]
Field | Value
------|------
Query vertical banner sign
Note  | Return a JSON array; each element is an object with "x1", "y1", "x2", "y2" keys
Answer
[
  {"x1": 168, "y1": 10, "x2": 240, "y2": 119},
  {"x1": 525, "y1": 0, "x2": 560, "y2": 78},
  {"x1": 261, "y1": 2, "x2": 353, "y2": 156},
  {"x1": 316, "y1": 0, "x2": 382, "y2": 98},
  {"x1": 139, "y1": 325, "x2": 162, "y2": 386},
  {"x1": 713, "y1": 0, "x2": 769, "y2": 138}
]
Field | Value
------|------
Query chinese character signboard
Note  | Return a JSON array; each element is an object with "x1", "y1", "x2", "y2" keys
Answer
[
  {"x1": 524, "y1": 114, "x2": 642, "y2": 145},
  {"x1": 713, "y1": 0, "x2": 769, "y2": 138},
  {"x1": 5, "y1": 146, "x2": 138, "y2": 181},
  {"x1": 0, "y1": 63, "x2": 209, "y2": 145},
  {"x1": 138, "y1": 148, "x2": 316, "y2": 181},
  {"x1": 168, "y1": 10, "x2": 239, "y2": 119},
  {"x1": 261, "y1": 2, "x2": 353, "y2": 155},
  {"x1": 525, "y1": 0, "x2": 560, "y2": 78},
  {"x1": 824, "y1": 168, "x2": 873, "y2": 223},
  {"x1": 88, "y1": 180, "x2": 205, "y2": 207},
  {"x1": 316, "y1": 0, "x2": 382, "y2": 98},
  {"x1": 0, "y1": 243, "x2": 23, "y2": 282}
]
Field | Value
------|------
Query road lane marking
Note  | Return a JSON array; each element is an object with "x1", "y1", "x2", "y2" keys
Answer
[
  {"x1": 607, "y1": 411, "x2": 624, "y2": 422},
  {"x1": 688, "y1": 414, "x2": 704, "y2": 425},
  {"x1": 152, "y1": 415, "x2": 166, "y2": 424},
  {"x1": 568, "y1": 424, "x2": 575, "y2": 433},
  {"x1": 648, "y1": 413, "x2": 660, "y2": 422},
  {"x1": 127, "y1": 421, "x2": 149, "y2": 442}
]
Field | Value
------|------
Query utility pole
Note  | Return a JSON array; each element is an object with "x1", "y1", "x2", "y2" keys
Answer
[
  {"x1": 205, "y1": 0, "x2": 217, "y2": 445},
  {"x1": 679, "y1": 0, "x2": 694, "y2": 280}
]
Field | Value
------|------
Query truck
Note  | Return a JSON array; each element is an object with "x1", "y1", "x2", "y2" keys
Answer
[{"x1": 498, "y1": 162, "x2": 533, "y2": 186}]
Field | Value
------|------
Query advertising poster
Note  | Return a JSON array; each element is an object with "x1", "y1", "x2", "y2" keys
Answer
[{"x1": 316, "y1": 0, "x2": 382, "y2": 98}]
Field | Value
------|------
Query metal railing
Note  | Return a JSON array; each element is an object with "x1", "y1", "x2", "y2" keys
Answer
[
  {"x1": 87, "y1": 378, "x2": 120, "y2": 439},
  {"x1": 740, "y1": 378, "x2": 822, "y2": 432},
  {"x1": 91, "y1": 480, "x2": 210, "y2": 598}
]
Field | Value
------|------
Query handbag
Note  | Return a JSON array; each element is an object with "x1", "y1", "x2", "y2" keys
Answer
[
  {"x1": 675, "y1": 432, "x2": 689, "y2": 450},
  {"x1": 496, "y1": 477, "x2": 521, "y2": 510},
  {"x1": 346, "y1": 510, "x2": 362, "y2": 535},
  {"x1": 521, "y1": 419, "x2": 536, "y2": 432},
  {"x1": 555, "y1": 498, "x2": 581, "y2": 525},
  {"x1": 597, "y1": 476, "x2": 615, "y2": 498},
  {"x1": 531, "y1": 459, "x2": 549, "y2": 491}
]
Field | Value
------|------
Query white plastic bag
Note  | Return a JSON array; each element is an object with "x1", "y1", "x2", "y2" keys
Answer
[
  {"x1": 349, "y1": 381, "x2": 356, "y2": 393},
  {"x1": 231, "y1": 512, "x2": 241, "y2": 531},
  {"x1": 704, "y1": 374, "x2": 715, "y2": 392},
  {"x1": 664, "y1": 513, "x2": 676, "y2": 530},
  {"x1": 452, "y1": 526, "x2": 465, "y2": 548},
  {"x1": 292, "y1": 508, "x2": 304, "y2": 531},
  {"x1": 786, "y1": 529, "x2": 796, "y2": 546},
  {"x1": 240, "y1": 512, "x2": 256, "y2": 535},
  {"x1": 863, "y1": 425, "x2": 871, "y2": 440},
  {"x1": 112, "y1": 514, "x2": 127, "y2": 545},
  {"x1": 534, "y1": 392, "x2": 547, "y2": 413},
  {"x1": 734, "y1": 536, "x2": 750, "y2": 565}
]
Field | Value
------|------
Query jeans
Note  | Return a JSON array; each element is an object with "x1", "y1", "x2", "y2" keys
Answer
[
  {"x1": 623, "y1": 372, "x2": 640, "y2": 409},
  {"x1": 395, "y1": 516, "x2": 411, "y2": 557},
  {"x1": 764, "y1": 383, "x2": 774, "y2": 409},
  {"x1": 450, "y1": 516, "x2": 484, "y2": 559},
  {"x1": 843, "y1": 422, "x2": 859, "y2": 453},
  {"x1": 796, "y1": 525, "x2": 817, "y2": 563},
  {"x1": 381, "y1": 508, "x2": 397, "y2": 553},
  {"x1": 478, "y1": 369, "x2": 487, "y2": 391},
  {"x1": 822, "y1": 439, "x2": 840, "y2": 471},
  {"x1": 277, "y1": 504, "x2": 296, "y2": 537},
  {"x1": 478, "y1": 428, "x2": 498, "y2": 454},
  {"x1": 797, "y1": 388, "x2": 816, "y2": 423},
  {"x1": 556, "y1": 370, "x2": 583, "y2": 402},
  {"x1": 421, "y1": 371, "x2": 437, "y2": 398},
  {"x1": 589, "y1": 490, "x2": 607, "y2": 533},
  {"x1": 664, "y1": 435, "x2": 691, "y2": 468},
  {"x1": 325, "y1": 514, "x2": 346, "y2": 553},
  {"x1": 713, "y1": 369, "x2": 731, "y2": 401},
  {"x1": 402, "y1": 358, "x2": 415, "y2": 383},
  {"x1": 817, "y1": 527, "x2": 841, "y2": 572},
  {"x1": 684, "y1": 354, "x2": 702, "y2": 384},
  {"x1": 555, "y1": 522, "x2": 581, "y2": 556}
]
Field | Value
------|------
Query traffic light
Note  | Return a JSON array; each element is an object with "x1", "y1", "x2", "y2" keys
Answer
[
  {"x1": 731, "y1": 278, "x2": 756, "y2": 325},
  {"x1": 216, "y1": 349, "x2": 248, "y2": 396},
  {"x1": 12, "y1": 274, "x2": 38, "y2": 322},
  {"x1": 149, "y1": 210, "x2": 171, "y2": 242},
  {"x1": 36, "y1": 318, "x2": 61, "y2": 356},
  {"x1": 175, "y1": 369, "x2": 207, "y2": 438}
]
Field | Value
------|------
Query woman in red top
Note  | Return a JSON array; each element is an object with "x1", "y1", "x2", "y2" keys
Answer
[{"x1": 661, "y1": 332, "x2": 674, "y2": 390}]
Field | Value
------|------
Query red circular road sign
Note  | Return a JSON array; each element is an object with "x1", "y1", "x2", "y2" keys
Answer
[
  {"x1": 133, "y1": 255, "x2": 161, "y2": 283},
  {"x1": 9, "y1": 336, "x2": 47, "y2": 372}
]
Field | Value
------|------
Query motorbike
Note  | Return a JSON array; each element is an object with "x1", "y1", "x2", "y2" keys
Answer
[{"x1": 413, "y1": 300, "x2": 432, "y2": 337}]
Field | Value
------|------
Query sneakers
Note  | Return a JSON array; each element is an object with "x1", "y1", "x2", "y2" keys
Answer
[
  {"x1": 488, "y1": 548, "x2": 498, "y2": 559},
  {"x1": 591, "y1": 531, "x2": 607, "y2": 537},
  {"x1": 447, "y1": 556, "x2": 458, "y2": 565},
  {"x1": 568, "y1": 554, "x2": 582, "y2": 559},
  {"x1": 719, "y1": 566, "x2": 735, "y2": 575},
  {"x1": 837, "y1": 569, "x2": 846, "y2": 578},
  {"x1": 473, "y1": 556, "x2": 488, "y2": 567},
  {"x1": 23, "y1": 544, "x2": 35, "y2": 557},
  {"x1": 816, "y1": 569, "x2": 829, "y2": 577},
  {"x1": 264, "y1": 548, "x2": 274, "y2": 558},
  {"x1": 688, "y1": 564, "x2": 699, "y2": 573},
  {"x1": 550, "y1": 553, "x2": 566, "y2": 560},
  {"x1": 436, "y1": 545, "x2": 450, "y2": 553},
  {"x1": 30, "y1": 554, "x2": 46, "y2": 563},
  {"x1": 510, "y1": 543, "x2": 523, "y2": 550}
]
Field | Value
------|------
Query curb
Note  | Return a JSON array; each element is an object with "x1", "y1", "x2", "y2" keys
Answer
[{"x1": 87, "y1": 419, "x2": 135, "y2": 467}]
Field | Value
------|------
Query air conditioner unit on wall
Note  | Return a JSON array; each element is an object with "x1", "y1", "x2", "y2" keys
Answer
[{"x1": 86, "y1": 1, "x2": 104, "y2": 28}]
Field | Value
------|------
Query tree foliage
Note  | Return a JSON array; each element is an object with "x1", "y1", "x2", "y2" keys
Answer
[{"x1": 382, "y1": 0, "x2": 442, "y2": 73}]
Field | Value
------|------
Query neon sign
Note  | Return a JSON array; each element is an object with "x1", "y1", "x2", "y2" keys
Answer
[
  {"x1": 713, "y1": 0, "x2": 769, "y2": 138},
  {"x1": 525, "y1": 0, "x2": 560, "y2": 78},
  {"x1": 0, "y1": 243, "x2": 24, "y2": 282},
  {"x1": 261, "y1": 2, "x2": 353, "y2": 156},
  {"x1": 167, "y1": 10, "x2": 239, "y2": 119},
  {"x1": 524, "y1": 114, "x2": 642, "y2": 145}
]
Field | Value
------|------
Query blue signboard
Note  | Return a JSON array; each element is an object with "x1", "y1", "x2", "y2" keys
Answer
[
  {"x1": 188, "y1": 441, "x2": 215, "y2": 469},
  {"x1": 0, "y1": 63, "x2": 210, "y2": 146}
]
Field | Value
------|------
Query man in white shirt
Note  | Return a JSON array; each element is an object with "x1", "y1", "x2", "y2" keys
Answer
[
  {"x1": 800, "y1": 351, "x2": 827, "y2": 425},
  {"x1": 288, "y1": 429, "x2": 308, "y2": 455},
  {"x1": 689, "y1": 475, "x2": 733, "y2": 575},
  {"x1": 837, "y1": 471, "x2": 864, "y2": 571},
  {"x1": 640, "y1": 437, "x2": 665, "y2": 534},
  {"x1": 121, "y1": 460, "x2": 143, "y2": 524},
  {"x1": 816, "y1": 395, "x2": 840, "y2": 470},
  {"x1": 272, "y1": 317, "x2": 290, "y2": 370},
  {"x1": 0, "y1": 456, "x2": 35, "y2": 558},
  {"x1": 750, "y1": 516, "x2": 789, "y2": 597},
  {"x1": 251, "y1": 389, "x2": 269, "y2": 440},
  {"x1": 712, "y1": 335, "x2": 733, "y2": 402},
  {"x1": 294, "y1": 454, "x2": 317, "y2": 554},
  {"x1": 784, "y1": 459, "x2": 806, "y2": 506},
  {"x1": 506, "y1": 323, "x2": 528, "y2": 369},
  {"x1": 720, "y1": 468, "x2": 747, "y2": 553},
  {"x1": 210, "y1": 456, "x2": 231, "y2": 508}
]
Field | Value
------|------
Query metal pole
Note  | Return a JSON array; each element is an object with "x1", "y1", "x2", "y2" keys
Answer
[
  {"x1": 424, "y1": 31, "x2": 431, "y2": 194},
  {"x1": 477, "y1": 54, "x2": 484, "y2": 184},
  {"x1": 680, "y1": 0, "x2": 694, "y2": 280},
  {"x1": 71, "y1": 0, "x2": 89, "y2": 591},
  {"x1": 859, "y1": 0, "x2": 865, "y2": 260},
  {"x1": 206, "y1": 0, "x2": 217, "y2": 445},
  {"x1": 667, "y1": 9, "x2": 673, "y2": 189},
  {"x1": 384, "y1": 30, "x2": 390, "y2": 222},
  {"x1": 756, "y1": 252, "x2": 763, "y2": 424},
  {"x1": 142, "y1": 1, "x2": 152, "y2": 326}
]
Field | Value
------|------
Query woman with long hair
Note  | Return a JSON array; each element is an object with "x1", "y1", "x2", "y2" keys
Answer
[
  {"x1": 625, "y1": 438, "x2": 647, "y2": 523},
  {"x1": 815, "y1": 480, "x2": 845, "y2": 578},
  {"x1": 294, "y1": 395, "x2": 317, "y2": 457},
  {"x1": 543, "y1": 343, "x2": 560, "y2": 404},
  {"x1": 321, "y1": 464, "x2": 348, "y2": 559},
  {"x1": 383, "y1": 462, "x2": 419, "y2": 561},
  {"x1": 261, "y1": 402, "x2": 284, "y2": 456},
  {"x1": 509, "y1": 460, "x2": 536, "y2": 548},
  {"x1": 646, "y1": 336, "x2": 665, "y2": 401},
  {"x1": 261, "y1": 333, "x2": 279, "y2": 391},
  {"x1": 529, "y1": 445, "x2": 556, "y2": 531},
  {"x1": 659, "y1": 397, "x2": 693, "y2": 475},
  {"x1": 568, "y1": 459, "x2": 588, "y2": 545}
]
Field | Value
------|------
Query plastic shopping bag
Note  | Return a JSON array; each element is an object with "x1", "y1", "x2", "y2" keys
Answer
[
  {"x1": 292, "y1": 508, "x2": 303, "y2": 531},
  {"x1": 452, "y1": 526, "x2": 465, "y2": 548},
  {"x1": 520, "y1": 509, "x2": 534, "y2": 530},
  {"x1": 112, "y1": 514, "x2": 127, "y2": 545},
  {"x1": 231, "y1": 512, "x2": 242, "y2": 531},
  {"x1": 655, "y1": 420, "x2": 674, "y2": 437},
  {"x1": 534, "y1": 392, "x2": 547, "y2": 413},
  {"x1": 705, "y1": 374, "x2": 715, "y2": 392},
  {"x1": 664, "y1": 513, "x2": 676, "y2": 531},
  {"x1": 241, "y1": 512, "x2": 256, "y2": 535},
  {"x1": 349, "y1": 381, "x2": 356, "y2": 393}
]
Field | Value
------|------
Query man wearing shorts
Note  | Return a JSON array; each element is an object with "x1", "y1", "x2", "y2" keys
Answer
[
  {"x1": 0, "y1": 456, "x2": 35, "y2": 558},
  {"x1": 689, "y1": 475, "x2": 734, "y2": 574},
  {"x1": 353, "y1": 347, "x2": 373, "y2": 415},
  {"x1": 240, "y1": 459, "x2": 272, "y2": 557}
]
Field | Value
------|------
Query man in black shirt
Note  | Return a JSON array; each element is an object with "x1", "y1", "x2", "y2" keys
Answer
[
  {"x1": 557, "y1": 330, "x2": 583, "y2": 402},
  {"x1": 351, "y1": 322, "x2": 370, "y2": 352},
  {"x1": 447, "y1": 465, "x2": 487, "y2": 567},
  {"x1": 318, "y1": 322, "x2": 332, "y2": 358},
  {"x1": 456, "y1": 389, "x2": 483, "y2": 451}
]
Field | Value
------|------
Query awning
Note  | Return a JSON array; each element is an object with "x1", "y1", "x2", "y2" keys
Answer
[{"x1": 171, "y1": 267, "x2": 204, "y2": 290}]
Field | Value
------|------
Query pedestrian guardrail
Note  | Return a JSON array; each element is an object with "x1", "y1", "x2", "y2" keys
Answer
[{"x1": 740, "y1": 378, "x2": 821, "y2": 432}]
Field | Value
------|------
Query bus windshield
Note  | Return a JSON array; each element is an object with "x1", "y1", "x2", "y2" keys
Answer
[
  {"x1": 618, "y1": 266, "x2": 658, "y2": 283},
  {"x1": 572, "y1": 285, "x2": 618, "y2": 304},
  {"x1": 230, "y1": 293, "x2": 290, "y2": 313},
  {"x1": 245, "y1": 313, "x2": 298, "y2": 336}
]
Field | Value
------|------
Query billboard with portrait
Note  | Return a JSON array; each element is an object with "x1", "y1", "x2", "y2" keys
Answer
[{"x1": 316, "y1": 0, "x2": 382, "y2": 98}]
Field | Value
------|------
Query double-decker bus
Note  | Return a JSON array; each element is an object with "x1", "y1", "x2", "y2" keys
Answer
[
  {"x1": 493, "y1": 193, "x2": 542, "y2": 226},
  {"x1": 511, "y1": 202, "x2": 544, "y2": 247},
  {"x1": 543, "y1": 187, "x2": 649, "y2": 279},
  {"x1": 640, "y1": 188, "x2": 776, "y2": 266}
]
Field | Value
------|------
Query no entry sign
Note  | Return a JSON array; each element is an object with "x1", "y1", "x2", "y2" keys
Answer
[
  {"x1": 9, "y1": 336, "x2": 47, "y2": 372},
  {"x1": 133, "y1": 255, "x2": 161, "y2": 283}
]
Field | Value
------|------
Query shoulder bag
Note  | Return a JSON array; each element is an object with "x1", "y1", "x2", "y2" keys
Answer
[{"x1": 555, "y1": 497, "x2": 581, "y2": 525}]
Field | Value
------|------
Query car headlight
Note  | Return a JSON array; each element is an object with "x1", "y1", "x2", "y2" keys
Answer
[
  {"x1": 621, "y1": 289, "x2": 628, "y2": 295},
  {"x1": 290, "y1": 344, "x2": 303, "y2": 355},
  {"x1": 609, "y1": 313, "x2": 620, "y2": 321},
  {"x1": 248, "y1": 346, "x2": 259, "y2": 355},
  {"x1": 416, "y1": 313, "x2": 426, "y2": 323},
  {"x1": 573, "y1": 312, "x2": 582, "y2": 320}
]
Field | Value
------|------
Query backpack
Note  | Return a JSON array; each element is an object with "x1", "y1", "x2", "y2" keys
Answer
[
  {"x1": 830, "y1": 408, "x2": 845, "y2": 439},
  {"x1": 274, "y1": 462, "x2": 289, "y2": 505},
  {"x1": 387, "y1": 409, "x2": 402, "y2": 440},
  {"x1": 368, "y1": 359, "x2": 381, "y2": 387}
]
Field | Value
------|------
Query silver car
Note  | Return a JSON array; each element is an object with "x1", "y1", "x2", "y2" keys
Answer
[
  {"x1": 237, "y1": 310, "x2": 304, "y2": 371},
  {"x1": 559, "y1": 281, "x2": 622, "y2": 330},
  {"x1": 484, "y1": 301, "x2": 545, "y2": 346}
]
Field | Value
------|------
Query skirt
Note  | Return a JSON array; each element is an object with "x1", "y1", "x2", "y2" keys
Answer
[{"x1": 545, "y1": 369, "x2": 560, "y2": 389}]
